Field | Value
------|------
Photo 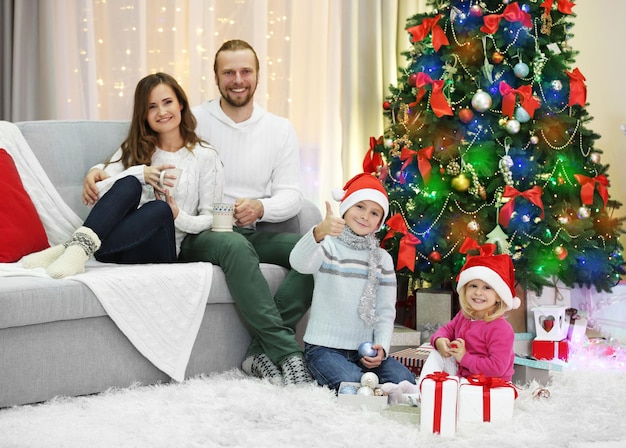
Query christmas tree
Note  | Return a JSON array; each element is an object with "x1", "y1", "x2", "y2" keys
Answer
[{"x1": 368, "y1": 0, "x2": 625, "y2": 294}]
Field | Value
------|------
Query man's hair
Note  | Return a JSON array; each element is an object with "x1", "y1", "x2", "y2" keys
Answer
[{"x1": 213, "y1": 39, "x2": 260, "y2": 75}]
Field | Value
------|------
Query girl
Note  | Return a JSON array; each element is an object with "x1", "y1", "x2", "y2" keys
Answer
[
  {"x1": 289, "y1": 173, "x2": 416, "y2": 391},
  {"x1": 384, "y1": 244, "x2": 521, "y2": 404},
  {"x1": 22, "y1": 72, "x2": 223, "y2": 277}
]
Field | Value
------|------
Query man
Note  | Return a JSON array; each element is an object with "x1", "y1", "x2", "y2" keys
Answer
[{"x1": 180, "y1": 39, "x2": 314, "y2": 385}]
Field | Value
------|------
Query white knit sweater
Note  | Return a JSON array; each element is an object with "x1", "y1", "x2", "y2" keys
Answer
[
  {"x1": 290, "y1": 227, "x2": 398, "y2": 354},
  {"x1": 192, "y1": 100, "x2": 302, "y2": 223},
  {"x1": 94, "y1": 143, "x2": 224, "y2": 254}
]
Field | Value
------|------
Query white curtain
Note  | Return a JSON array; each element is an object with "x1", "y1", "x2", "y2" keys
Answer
[{"x1": 5, "y1": 0, "x2": 427, "y2": 207}]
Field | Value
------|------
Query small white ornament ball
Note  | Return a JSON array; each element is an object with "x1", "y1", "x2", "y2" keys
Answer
[
  {"x1": 530, "y1": 135, "x2": 539, "y2": 145},
  {"x1": 551, "y1": 80, "x2": 563, "y2": 91},
  {"x1": 357, "y1": 386, "x2": 375, "y2": 396},
  {"x1": 590, "y1": 153, "x2": 601, "y2": 164},
  {"x1": 505, "y1": 119, "x2": 521, "y2": 134},
  {"x1": 384, "y1": 138, "x2": 393, "y2": 148},
  {"x1": 577, "y1": 206, "x2": 591, "y2": 219},
  {"x1": 360, "y1": 372, "x2": 380, "y2": 389},
  {"x1": 466, "y1": 220, "x2": 480, "y2": 233},
  {"x1": 513, "y1": 62, "x2": 530, "y2": 78},
  {"x1": 471, "y1": 90, "x2": 492, "y2": 112}
]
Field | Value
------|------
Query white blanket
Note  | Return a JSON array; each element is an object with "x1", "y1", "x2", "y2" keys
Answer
[{"x1": 0, "y1": 121, "x2": 213, "y2": 382}]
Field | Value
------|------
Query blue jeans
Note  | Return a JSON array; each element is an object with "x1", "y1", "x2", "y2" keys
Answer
[
  {"x1": 304, "y1": 343, "x2": 416, "y2": 391},
  {"x1": 84, "y1": 176, "x2": 177, "y2": 264}
]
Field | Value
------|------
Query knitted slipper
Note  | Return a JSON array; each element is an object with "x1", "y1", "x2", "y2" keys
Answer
[
  {"x1": 242, "y1": 354, "x2": 283, "y2": 385},
  {"x1": 20, "y1": 245, "x2": 65, "y2": 269},
  {"x1": 280, "y1": 354, "x2": 315, "y2": 386}
]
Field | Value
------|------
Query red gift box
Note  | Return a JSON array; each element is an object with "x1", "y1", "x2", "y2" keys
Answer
[{"x1": 532, "y1": 339, "x2": 569, "y2": 361}]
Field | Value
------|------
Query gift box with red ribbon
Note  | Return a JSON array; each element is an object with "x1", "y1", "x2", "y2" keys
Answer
[
  {"x1": 419, "y1": 371, "x2": 459, "y2": 436},
  {"x1": 532, "y1": 339, "x2": 570, "y2": 361},
  {"x1": 457, "y1": 375, "x2": 518, "y2": 423}
]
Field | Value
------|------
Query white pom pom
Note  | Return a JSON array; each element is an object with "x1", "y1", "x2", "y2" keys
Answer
[
  {"x1": 511, "y1": 296, "x2": 521, "y2": 310},
  {"x1": 332, "y1": 188, "x2": 345, "y2": 202}
]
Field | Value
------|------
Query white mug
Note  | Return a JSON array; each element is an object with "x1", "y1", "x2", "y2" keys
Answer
[
  {"x1": 212, "y1": 202, "x2": 235, "y2": 232},
  {"x1": 159, "y1": 168, "x2": 182, "y2": 197}
]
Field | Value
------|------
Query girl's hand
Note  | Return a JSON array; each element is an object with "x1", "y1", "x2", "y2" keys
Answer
[
  {"x1": 448, "y1": 338, "x2": 466, "y2": 362},
  {"x1": 360, "y1": 344, "x2": 384, "y2": 369},
  {"x1": 435, "y1": 337, "x2": 454, "y2": 357}
]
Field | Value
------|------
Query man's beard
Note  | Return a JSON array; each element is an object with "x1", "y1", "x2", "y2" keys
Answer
[{"x1": 218, "y1": 80, "x2": 257, "y2": 108}]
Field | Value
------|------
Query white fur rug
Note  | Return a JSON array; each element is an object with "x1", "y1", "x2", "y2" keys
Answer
[{"x1": 1, "y1": 363, "x2": 625, "y2": 448}]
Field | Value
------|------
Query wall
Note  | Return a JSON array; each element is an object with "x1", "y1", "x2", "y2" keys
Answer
[{"x1": 571, "y1": 1, "x2": 626, "y2": 251}]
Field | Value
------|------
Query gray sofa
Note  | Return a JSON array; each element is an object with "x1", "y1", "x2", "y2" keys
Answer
[{"x1": 0, "y1": 120, "x2": 321, "y2": 408}]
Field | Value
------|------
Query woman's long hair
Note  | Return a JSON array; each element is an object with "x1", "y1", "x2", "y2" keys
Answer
[{"x1": 112, "y1": 72, "x2": 202, "y2": 169}]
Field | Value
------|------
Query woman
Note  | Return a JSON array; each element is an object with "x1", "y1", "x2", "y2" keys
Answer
[{"x1": 22, "y1": 72, "x2": 223, "y2": 277}]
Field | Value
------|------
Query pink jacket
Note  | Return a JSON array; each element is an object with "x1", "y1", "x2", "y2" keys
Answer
[{"x1": 430, "y1": 311, "x2": 515, "y2": 381}]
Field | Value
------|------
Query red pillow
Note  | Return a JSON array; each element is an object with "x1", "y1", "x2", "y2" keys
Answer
[{"x1": 0, "y1": 148, "x2": 49, "y2": 262}]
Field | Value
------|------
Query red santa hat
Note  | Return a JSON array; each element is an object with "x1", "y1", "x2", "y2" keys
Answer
[
  {"x1": 332, "y1": 173, "x2": 389, "y2": 230},
  {"x1": 456, "y1": 252, "x2": 521, "y2": 311}
]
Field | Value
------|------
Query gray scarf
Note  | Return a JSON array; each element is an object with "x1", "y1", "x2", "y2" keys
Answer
[{"x1": 337, "y1": 227, "x2": 381, "y2": 326}]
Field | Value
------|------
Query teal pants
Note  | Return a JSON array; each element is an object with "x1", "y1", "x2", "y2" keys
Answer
[{"x1": 179, "y1": 228, "x2": 313, "y2": 364}]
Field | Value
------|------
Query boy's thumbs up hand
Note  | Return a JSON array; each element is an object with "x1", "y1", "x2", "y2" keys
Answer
[{"x1": 313, "y1": 201, "x2": 345, "y2": 242}]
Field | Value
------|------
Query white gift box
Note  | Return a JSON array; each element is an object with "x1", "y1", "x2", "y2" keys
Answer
[
  {"x1": 532, "y1": 305, "x2": 570, "y2": 341},
  {"x1": 457, "y1": 376, "x2": 517, "y2": 423},
  {"x1": 419, "y1": 372, "x2": 459, "y2": 436},
  {"x1": 336, "y1": 382, "x2": 387, "y2": 411}
]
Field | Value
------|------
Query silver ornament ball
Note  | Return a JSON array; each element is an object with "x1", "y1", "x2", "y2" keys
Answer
[
  {"x1": 551, "y1": 80, "x2": 563, "y2": 91},
  {"x1": 513, "y1": 62, "x2": 530, "y2": 78},
  {"x1": 505, "y1": 119, "x2": 521, "y2": 134},
  {"x1": 471, "y1": 90, "x2": 492, "y2": 113}
]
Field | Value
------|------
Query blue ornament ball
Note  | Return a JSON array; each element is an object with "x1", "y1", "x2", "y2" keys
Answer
[
  {"x1": 358, "y1": 341, "x2": 377, "y2": 358},
  {"x1": 513, "y1": 62, "x2": 530, "y2": 78},
  {"x1": 338, "y1": 384, "x2": 358, "y2": 395},
  {"x1": 515, "y1": 106, "x2": 531, "y2": 123}
]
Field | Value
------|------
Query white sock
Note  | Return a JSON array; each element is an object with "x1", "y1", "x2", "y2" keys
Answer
[
  {"x1": 45, "y1": 226, "x2": 101, "y2": 278},
  {"x1": 20, "y1": 244, "x2": 65, "y2": 269},
  {"x1": 46, "y1": 246, "x2": 89, "y2": 278}
]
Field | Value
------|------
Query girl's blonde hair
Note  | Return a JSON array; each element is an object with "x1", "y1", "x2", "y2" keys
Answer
[{"x1": 458, "y1": 284, "x2": 508, "y2": 322}]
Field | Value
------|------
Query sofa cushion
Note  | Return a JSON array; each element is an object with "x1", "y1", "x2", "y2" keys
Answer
[
  {"x1": 0, "y1": 148, "x2": 49, "y2": 262},
  {"x1": 0, "y1": 263, "x2": 289, "y2": 331}
]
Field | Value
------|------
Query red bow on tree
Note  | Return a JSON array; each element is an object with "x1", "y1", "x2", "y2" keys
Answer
[
  {"x1": 565, "y1": 68, "x2": 587, "y2": 107},
  {"x1": 499, "y1": 185, "x2": 545, "y2": 227},
  {"x1": 363, "y1": 136, "x2": 383, "y2": 173},
  {"x1": 400, "y1": 146, "x2": 434, "y2": 185},
  {"x1": 459, "y1": 240, "x2": 496, "y2": 257},
  {"x1": 382, "y1": 213, "x2": 421, "y2": 272},
  {"x1": 480, "y1": 2, "x2": 532, "y2": 34},
  {"x1": 410, "y1": 72, "x2": 453, "y2": 118},
  {"x1": 499, "y1": 81, "x2": 540, "y2": 119},
  {"x1": 540, "y1": 0, "x2": 575, "y2": 16},
  {"x1": 406, "y1": 14, "x2": 449, "y2": 52},
  {"x1": 574, "y1": 174, "x2": 609, "y2": 209}
]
